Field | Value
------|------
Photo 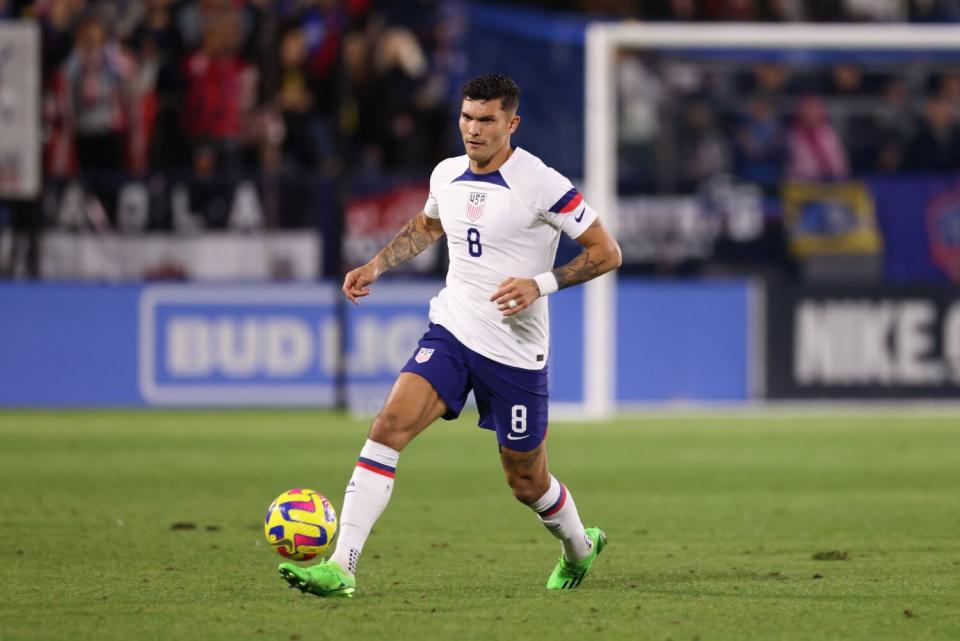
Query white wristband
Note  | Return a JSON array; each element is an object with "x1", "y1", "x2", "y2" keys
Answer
[{"x1": 533, "y1": 272, "x2": 559, "y2": 297}]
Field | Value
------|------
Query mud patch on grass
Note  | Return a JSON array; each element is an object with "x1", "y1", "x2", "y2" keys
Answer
[{"x1": 812, "y1": 550, "x2": 848, "y2": 561}]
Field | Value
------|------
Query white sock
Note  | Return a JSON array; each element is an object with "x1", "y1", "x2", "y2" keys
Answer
[
  {"x1": 329, "y1": 439, "x2": 399, "y2": 576},
  {"x1": 530, "y1": 476, "x2": 592, "y2": 562}
]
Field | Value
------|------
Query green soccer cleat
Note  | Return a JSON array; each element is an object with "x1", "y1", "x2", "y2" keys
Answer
[
  {"x1": 278, "y1": 560, "x2": 356, "y2": 598},
  {"x1": 546, "y1": 527, "x2": 607, "y2": 590}
]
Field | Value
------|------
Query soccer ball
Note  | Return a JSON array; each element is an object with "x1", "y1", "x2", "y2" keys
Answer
[{"x1": 264, "y1": 488, "x2": 338, "y2": 561}]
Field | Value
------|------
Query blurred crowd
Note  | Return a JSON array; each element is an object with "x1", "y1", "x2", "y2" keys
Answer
[
  {"x1": 2, "y1": 0, "x2": 960, "y2": 189},
  {"x1": 506, "y1": 0, "x2": 960, "y2": 23},
  {"x1": 618, "y1": 56, "x2": 960, "y2": 192},
  {"x1": 1, "y1": 0, "x2": 461, "y2": 178},
  {"x1": 4, "y1": 0, "x2": 960, "y2": 280}
]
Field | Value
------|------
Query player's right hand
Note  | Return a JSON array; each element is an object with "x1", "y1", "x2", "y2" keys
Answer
[{"x1": 342, "y1": 262, "x2": 380, "y2": 304}]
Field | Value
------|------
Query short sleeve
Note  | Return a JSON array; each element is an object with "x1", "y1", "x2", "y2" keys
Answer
[
  {"x1": 423, "y1": 163, "x2": 446, "y2": 219},
  {"x1": 424, "y1": 191, "x2": 440, "y2": 219},
  {"x1": 539, "y1": 168, "x2": 598, "y2": 239}
]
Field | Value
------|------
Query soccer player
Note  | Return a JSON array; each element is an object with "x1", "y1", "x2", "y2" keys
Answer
[{"x1": 279, "y1": 73, "x2": 622, "y2": 597}]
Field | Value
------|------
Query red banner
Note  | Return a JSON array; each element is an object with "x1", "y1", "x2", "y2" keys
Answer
[{"x1": 344, "y1": 183, "x2": 440, "y2": 273}]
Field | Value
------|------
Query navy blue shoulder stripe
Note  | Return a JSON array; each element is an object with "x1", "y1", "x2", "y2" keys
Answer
[
  {"x1": 451, "y1": 168, "x2": 510, "y2": 189},
  {"x1": 549, "y1": 187, "x2": 583, "y2": 214}
]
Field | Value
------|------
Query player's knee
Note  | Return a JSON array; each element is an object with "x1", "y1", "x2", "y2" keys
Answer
[
  {"x1": 507, "y1": 474, "x2": 542, "y2": 505},
  {"x1": 369, "y1": 411, "x2": 407, "y2": 449}
]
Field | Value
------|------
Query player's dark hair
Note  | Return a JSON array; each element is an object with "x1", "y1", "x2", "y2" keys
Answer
[{"x1": 461, "y1": 74, "x2": 520, "y2": 113}]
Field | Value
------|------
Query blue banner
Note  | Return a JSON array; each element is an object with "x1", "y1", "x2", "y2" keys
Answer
[
  {"x1": 869, "y1": 176, "x2": 960, "y2": 283},
  {"x1": 0, "y1": 284, "x2": 141, "y2": 406},
  {"x1": 616, "y1": 281, "x2": 751, "y2": 402},
  {"x1": 0, "y1": 280, "x2": 750, "y2": 408}
]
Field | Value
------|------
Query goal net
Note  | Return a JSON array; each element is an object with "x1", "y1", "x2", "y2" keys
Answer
[{"x1": 582, "y1": 23, "x2": 960, "y2": 417}]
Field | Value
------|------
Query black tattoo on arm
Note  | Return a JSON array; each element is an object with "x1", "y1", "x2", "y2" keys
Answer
[
  {"x1": 376, "y1": 215, "x2": 440, "y2": 273},
  {"x1": 552, "y1": 247, "x2": 608, "y2": 290}
]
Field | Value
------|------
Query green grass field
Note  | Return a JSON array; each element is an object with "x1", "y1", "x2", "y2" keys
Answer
[{"x1": 1, "y1": 411, "x2": 958, "y2": 641}]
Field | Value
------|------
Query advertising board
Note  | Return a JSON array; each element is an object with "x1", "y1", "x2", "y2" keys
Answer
[{"x1": 766, "y1": 285, "x2": 960, "y2": 398}]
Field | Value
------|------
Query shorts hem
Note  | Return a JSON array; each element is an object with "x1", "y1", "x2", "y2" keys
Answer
[
  {"x1": 497, "y1": 434, "x2": 544, "y2": 452},
  {"x1": 399, "y1": 368, "x2": 462, "y2": 421}
]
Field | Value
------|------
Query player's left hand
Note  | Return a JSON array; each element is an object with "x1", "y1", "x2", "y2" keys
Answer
[{"x1": 490, "y1": 277, "x2": 540, "y2": 317}]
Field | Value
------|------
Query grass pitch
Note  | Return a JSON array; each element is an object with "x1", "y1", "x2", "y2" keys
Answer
[{"x1": 1, "y1": 411, "x2": 958, "y2": 641}]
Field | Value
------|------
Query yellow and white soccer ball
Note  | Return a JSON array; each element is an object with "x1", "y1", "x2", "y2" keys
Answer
[{"x1": 264, "y1": 488, "x2": 338, "y2": 561}]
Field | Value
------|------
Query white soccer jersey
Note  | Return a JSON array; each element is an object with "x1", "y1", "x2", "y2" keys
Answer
[{"x1": 423, "y1": 147, "x2": 598, "y2": 370}]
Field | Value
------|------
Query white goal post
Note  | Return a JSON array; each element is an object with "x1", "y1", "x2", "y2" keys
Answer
[{"x1": 582, "y1": 23, "x2": 960, "y2": 418}]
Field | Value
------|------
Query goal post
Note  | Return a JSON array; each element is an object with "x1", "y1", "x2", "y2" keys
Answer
[
  {"x1": 582, "y1": 23, "x2": 960, "y2": 418},
  {"x1": 582, "y1": 24, "x2": 619, "y2": 420}
]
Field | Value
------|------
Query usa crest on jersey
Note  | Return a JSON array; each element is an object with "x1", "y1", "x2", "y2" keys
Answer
[
  {"x1": 415, "y1": 347, "x2": 435, "y2": 363},
  {"x1": 466, "y1": 192, "x2": 486, "y2": 221}
]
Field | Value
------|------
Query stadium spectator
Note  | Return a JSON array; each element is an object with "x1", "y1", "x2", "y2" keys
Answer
[
  {"x1": 181, "y1": 8, "x2": 257, "y2": 170},
  {"x1": 849, "y1": 76, "x2": 911, "y2": 173},
  {"x1": 50, "y1": 12, "x2": 135, "y2": 174},
  {"x1": 276, "y1": 0, "x2": 346, "y2": 171},
  {"x1": 126, "y1": 0, "x2": 182, "y2": 170},
  {"x1": 288, "y1": 0, "x2": 345, "y2": 80},
  {"x1": 368, "y1": 24, "x2": 432, "y2": 169},
  {"x1": 844, "y1": 0, "x2": 905, "y2": 21},
  {"x1": 339, "y1": 18, "x2": 437, "y2": 173},
  {"x1": 36, "y1": 0, "x2": 87, "y2": 80},
  {"x1": 274, "y1": 23, "x2": 327, "y2": 169},
  {"x1": 616, "y1": 52, "x2": 663, "y2": 191},
  {"x1": 126, "y1": 1, "x2": 185, "y2": 73},
  {"x1": 908, "y1": 0, "x2": 960, "y2": 22},
  {"x1": 171, "y1": 0, "x2": 262, "y2": 61},
  {"x1": 747, "y1": 62, "x2": 793, "y2": 100},
  {"x1": 792, "y1": 0, "x2": 845, "y2": 21},
  {"x1": 340, "y1": 24, "x2": 380, "y2": 172},
  {"x1": 656, "y1": 0, "x2": 703, "y2": 20},
  {"x1": 734, "y1": 96, "x2": 786, "y2": 185},
  {"x1": 786, "y1": 94, "x2": 849, "y2": 180},
  {"x1": 95, "y1": 0, "x2": 148, "y2": 42},
  {"x1": 934, "y1": 71, "x2": 960, "y2": 103},
  {"x1": 702, "y1": 0, "x2": 768, "y2": 20},
  {"x1": 906, "y1": 96, "x2": 960, "y2": 170},
  {"x1": 677, "y1": 101, "x2": 731, "y2": 189},
  {"x1": 414, "y1": 5, "x2": 466, "y2": 167},
  {"x1": 823, "y1": 62, "x2": 865, "y2": 96}
]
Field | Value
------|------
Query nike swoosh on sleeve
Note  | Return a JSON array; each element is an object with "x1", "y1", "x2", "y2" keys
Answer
[
  {"x1": 506, "y1": 433, "x2": 530, "y2": 441},
  {"x1": 574, "y1": 208, "x2": 585, "y2": 223}
]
